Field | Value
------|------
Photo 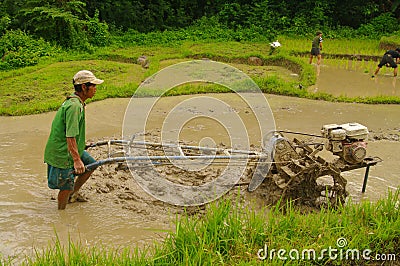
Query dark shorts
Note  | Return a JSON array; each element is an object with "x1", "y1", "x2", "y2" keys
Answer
[
  {"x1": 47, "y1": 151, "x2": 96, "y2": 190},
  {"x1": 311, "y1": 47, "x2": 321, "y2": 56},
  {"x1": 378, "y1": 54, "x2": 397, "y2": 68}
]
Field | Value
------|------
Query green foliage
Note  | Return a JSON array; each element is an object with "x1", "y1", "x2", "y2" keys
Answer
[
  {"x1": 46, "y1": 0, "x2": 397, "y2": 37},
  {"x1": 357, "y1": 13, "x2": 399, "y2": 39},
  {"x1": 113, "y1": 16, "x2": 275, "y2": 48},
  {"x1": 328, "y1": 25, "x2": 359, "y2": 39},
  {"x1": 16, "y1": 0, "x2": 110, "y2": 50},
  {"x1": 286, "y1": 16, "x2": 310, "y2": 37},
  {"x1": 0, "y1": 15, "x2": 10, "y2": 34},
  {"x1": 217, "y1": 2, "x2": 247, "y2": 29},
  {"x1": 1, "y1": 0, "x2": 400, "y2": 51},
  {"x1": 0, "y1": 30, "x2": 57, "y2": 70},
  {"x1": 87, "y1": 10, "x2": 110, "y2": 47},
  {"x1": 19, "y1": 4, "x2": 87, "y2": 49},
  {"x1": 284, "y1": 1, "x2": 332, "y2": 36}
]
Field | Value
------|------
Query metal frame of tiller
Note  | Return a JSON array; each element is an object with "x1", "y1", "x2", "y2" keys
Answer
[
  {"x1": 84, "y1": 136, "x2": 268, "y2": 171},
  {"x1": 83, "y1": 129, "x2": 381, "y2": 198}
]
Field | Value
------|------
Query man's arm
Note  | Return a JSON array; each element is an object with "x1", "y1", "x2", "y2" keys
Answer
[{"x1": 67, "y1": 137, "x2": 85, "y2": 174}]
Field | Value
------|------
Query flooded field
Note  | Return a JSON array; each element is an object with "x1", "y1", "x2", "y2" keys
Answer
[{"x1": 1, "y1": 61, "x2": 399, "y2": 262}]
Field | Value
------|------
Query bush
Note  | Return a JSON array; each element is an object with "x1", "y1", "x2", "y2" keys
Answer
[
  {"x1": 329, "y1": 25, "x2": 358, "y2": 39},
  {"x1": 357, "y1": 13, "x2": 398, "y2": 39},
  {"x1": 87, "y1": 10, "x2": 110, "y2": 47},
  {"x1": 0, "y1": 30, "x2": 57, "y2": 70},
  {"x1": 112, "y1": 16, "x2": 276, "y2": 48},
  {"x1": 0, "y1": 15, "x2": 10, "y2": 34}
]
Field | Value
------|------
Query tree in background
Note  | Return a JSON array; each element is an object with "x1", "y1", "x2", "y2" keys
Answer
[
  {"x1": 5, "y1": 0, "x2": 109, "y2": 49},
  {"x1": 0, "y1": 0, "x2": 399, "y2": 49}
]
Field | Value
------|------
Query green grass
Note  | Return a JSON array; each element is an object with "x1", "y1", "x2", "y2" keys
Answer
[
  {"x1": 8, "y1": 190, "x2": 399, "y2": 265},
  {"x1": 0, "y1": 60, "x2": 143, "y2": 115},
  {"x1": 1, "y1": 38, "x2": 399, "y2": 116},
  {"x1": 152, "y1": 191, "x2": 400, "y2": 265},
  {"x1": 278, "y1": 35, "x2": 383, "y2": 56}
]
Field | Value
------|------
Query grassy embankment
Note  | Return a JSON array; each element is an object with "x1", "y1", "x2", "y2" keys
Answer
[{"x1": 1, "y1": 37, "x2": 399, "y2": 116}]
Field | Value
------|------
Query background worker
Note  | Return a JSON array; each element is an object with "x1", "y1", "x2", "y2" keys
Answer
[
  {"x1": 372, "y1": 48, "x2": 400, "y2": 77},
  {"x1": 44, "y1": 70, "x2": 104, "y2": 210},
  {"x1": 309, "y1": 31, "x2": 323, "y2": 65}
]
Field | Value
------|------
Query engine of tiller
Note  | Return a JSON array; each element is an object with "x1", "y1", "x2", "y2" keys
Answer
[{"x1": 252, "y1": 122, "x2": 378, "y2": 208}]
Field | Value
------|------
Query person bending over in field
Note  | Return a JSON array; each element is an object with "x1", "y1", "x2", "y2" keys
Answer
[
  {"x1": 372, "y1": 48, "x2": 400, "y2": 77},
  {"x1": 44, "y1": 70, "x2": 104, "y2": 210}
]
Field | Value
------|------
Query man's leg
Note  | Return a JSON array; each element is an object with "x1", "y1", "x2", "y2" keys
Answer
[
  {"x1": 309, "y1": 54, "x2": 313, "y2": 64},
  {"x1": 58, "y1": 190, "x2": 72, "y2": 210},
  {"x1": 394, "y1": 67, "x2": 398, "y2": 77},
  {"x1": 373, "y1": 66, "x2": 380, "y2": 76},
  {"x1": 68, "y1": 151, "x2": 96, "y2": 202},
  {"x1": 72, "y1": 170, "x2": 94, "y2": 194},
  {"x1": 47, "y1": 164, "x2": 75, "y2": 210},
  {"x1": 374, "y1": 57, "x2": 387, "y2": 77},
  {"x1": 317, "y1": 54, "x2": 322, "y2": 65}
]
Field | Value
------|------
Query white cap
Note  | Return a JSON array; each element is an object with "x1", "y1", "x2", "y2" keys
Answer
[{"x1": 73, "y1": 70, "x2": 104, "y2": 85}]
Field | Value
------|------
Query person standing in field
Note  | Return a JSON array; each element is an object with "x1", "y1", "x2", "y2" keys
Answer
[
  {"x1": 44, "y1": 70, "x2": 104, "y2": 210},
  {"x1": 372, "y1": 48, "x2": 400, "y2": 77},
  {"x1": 309, "y1": 31, "x2": 323, "y2": 65}
]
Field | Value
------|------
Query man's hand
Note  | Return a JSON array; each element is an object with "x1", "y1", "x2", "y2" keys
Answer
[
  {"x1": 74, "y1": 159, "x2": 85, "y2": 174},
  {"x1": 67, "y1": 137, "x2": 85, "y2": 174}
]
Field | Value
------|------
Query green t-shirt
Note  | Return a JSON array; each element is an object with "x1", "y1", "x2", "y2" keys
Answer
[
  {"x1": 312, "y1": 36, "x2": 322, "y2": 49},
  {"x1": 44, "y1": 94, "x2": 86, "y2": 169}
]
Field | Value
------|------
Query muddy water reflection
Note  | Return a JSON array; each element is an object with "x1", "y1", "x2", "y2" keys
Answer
[
  {"x1": 1, "y1": 93, "x2": 400, "y2": 261},
  {"x1": 312, "y1": 59, "x2": 400, "y2": 97}
]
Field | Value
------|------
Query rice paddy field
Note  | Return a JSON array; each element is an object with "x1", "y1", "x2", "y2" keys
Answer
[{"x1": 1, "y1": 36, "x2": 399, "y2": 265}]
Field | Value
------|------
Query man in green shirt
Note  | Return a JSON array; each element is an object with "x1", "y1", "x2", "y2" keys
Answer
[
  {"x1": 309, "y1": 31, "x2": 323, "y2": 65},
  {"x1": 44, "y1": 70, "x2": 104, "y2": 210}
]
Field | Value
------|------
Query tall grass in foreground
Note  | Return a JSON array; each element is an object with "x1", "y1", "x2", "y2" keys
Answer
[{"x1": 13, "y1": 190, "x2": 399, "y2": 265}]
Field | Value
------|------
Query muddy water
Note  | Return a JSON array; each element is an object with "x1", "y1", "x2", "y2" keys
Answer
[
  {"x1": 0, "y1": 101, "x2": 162, "y2": 261},
  {"x1": 1, "y1": 69, "x2": 400, "y2": 262},
  {"x1": 312, "y1": 59, "x2": 400, "y2": 97}
]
